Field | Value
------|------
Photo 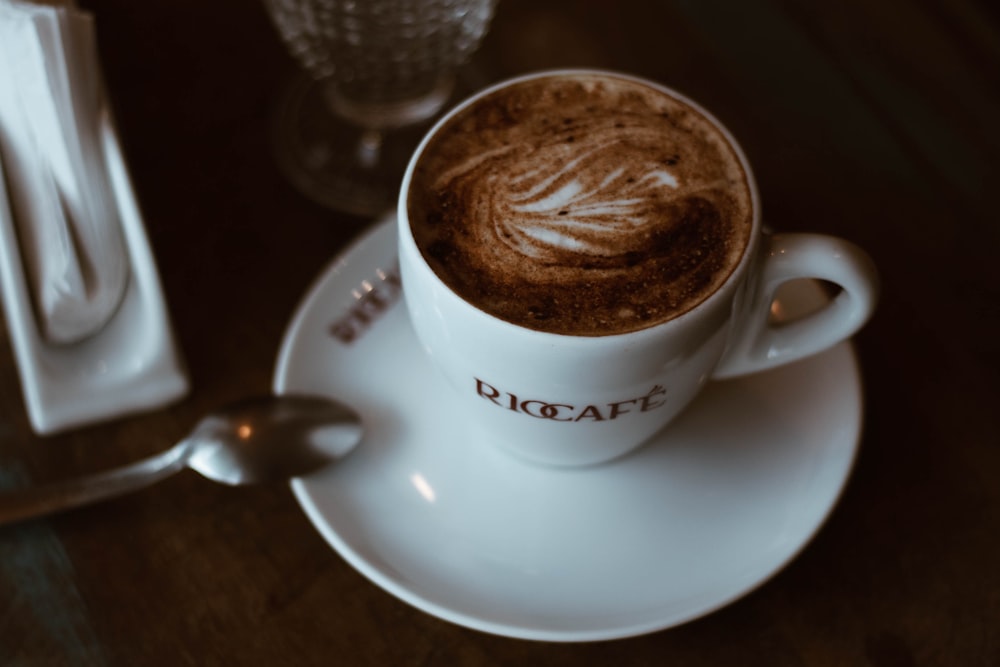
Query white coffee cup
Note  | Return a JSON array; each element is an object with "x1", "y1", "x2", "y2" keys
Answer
[{"x1": 397, "y1": 69, "x2": 878, "y2": 466}]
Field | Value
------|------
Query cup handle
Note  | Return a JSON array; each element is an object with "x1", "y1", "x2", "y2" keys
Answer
[{"x1": 712, "y1": 233, "x2": 879, "y2": 379}]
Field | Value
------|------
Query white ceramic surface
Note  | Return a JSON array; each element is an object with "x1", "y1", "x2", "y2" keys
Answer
[
  {"x1": 394, "y1": 70, "x2": 877, "y2": 466},
  {"x1": 0, "y1": 108, "x2": 189, "y2": 434},
  {"x1": 273, "y1": 215, "x2": 863, "y2": 642}
]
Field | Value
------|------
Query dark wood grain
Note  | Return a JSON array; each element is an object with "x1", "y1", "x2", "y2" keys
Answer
[{"x1": 1, "y1": 0, "x2": 997, "y2": 664}]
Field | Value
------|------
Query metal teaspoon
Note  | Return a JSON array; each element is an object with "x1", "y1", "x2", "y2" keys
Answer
[{"x1": 0, "y1": 394, "x2": 362, "y2": 526}]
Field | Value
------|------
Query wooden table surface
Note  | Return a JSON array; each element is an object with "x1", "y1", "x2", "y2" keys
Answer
[{"x1": 2, "y1": 0, "x2": 998, "y2": 664}]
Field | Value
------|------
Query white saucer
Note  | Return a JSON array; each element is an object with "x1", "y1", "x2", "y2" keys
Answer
[{"x1": 273, "y1": 216, "x2": 863, "y2": 642}]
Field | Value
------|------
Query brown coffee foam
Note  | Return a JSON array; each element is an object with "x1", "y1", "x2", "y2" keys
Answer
[{"x1": 408, "y1": 73, "x2": 752, "y2": 336}]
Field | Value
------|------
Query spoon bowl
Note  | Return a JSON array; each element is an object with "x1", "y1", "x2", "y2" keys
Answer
[{"x1": 185, "y1": 395, "x2": 362, "y2": 485}]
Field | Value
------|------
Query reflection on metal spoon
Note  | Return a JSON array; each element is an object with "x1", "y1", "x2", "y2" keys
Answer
[{"x1": 0, "y1": 394, "x2": 363, "y2": 526}]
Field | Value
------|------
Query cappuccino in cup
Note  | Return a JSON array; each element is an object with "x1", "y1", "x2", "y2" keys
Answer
[
  {"x1": 407, "y1": 73, "x2": 753, "y2": 336},
  {"x1": 398, "y1": 70, "x2": 878, "y2": 466}
]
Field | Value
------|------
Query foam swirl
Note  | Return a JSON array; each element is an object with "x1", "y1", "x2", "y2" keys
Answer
[{"x1": 504, "y1": 140, "x2": 677, "y2": 262}]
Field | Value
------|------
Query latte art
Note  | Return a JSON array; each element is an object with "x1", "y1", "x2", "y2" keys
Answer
[
  {"x1": 504, "y1": 142, "x2": 679, "y2": 263},
  {"x1": 408, "y1": 73, "x2": 753, "y2": 336}
]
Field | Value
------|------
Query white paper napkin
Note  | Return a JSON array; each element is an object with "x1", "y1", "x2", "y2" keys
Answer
[{"x1": 0, "y1": 0, "x2": 129, "y2": 344}]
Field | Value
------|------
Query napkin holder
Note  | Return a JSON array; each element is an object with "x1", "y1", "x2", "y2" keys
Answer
[{"x1": 0, "y1": 108, "x2": 189, "y2": 434}]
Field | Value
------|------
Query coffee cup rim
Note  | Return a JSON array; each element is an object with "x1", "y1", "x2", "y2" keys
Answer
[{"x1": 398, "y1": 67, "x2": 762, "y2": 343}]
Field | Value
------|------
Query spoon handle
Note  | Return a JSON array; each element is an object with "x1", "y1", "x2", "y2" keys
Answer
[{"x1": 0, "y1": 441, "x2": 192, "y2": 526}]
